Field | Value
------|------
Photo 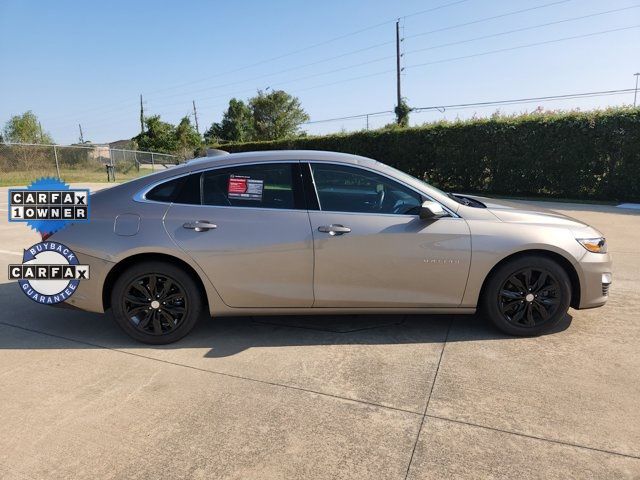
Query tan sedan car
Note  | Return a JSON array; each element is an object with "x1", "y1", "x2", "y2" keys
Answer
[{"x1": 50, "y1": 150, "x2": 611, "y2": 344}]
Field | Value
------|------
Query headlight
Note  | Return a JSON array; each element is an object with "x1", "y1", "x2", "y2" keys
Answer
[{"x1": 577, "y1": 237, "x2": 607, "y2": 254}]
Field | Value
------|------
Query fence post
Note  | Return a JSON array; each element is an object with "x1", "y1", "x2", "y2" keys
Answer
[
  {"x1": 53, "y1": 145, "x2": 61, "y2": 179},
  {"x1": 111, "y1": 149, "x2": 116, "y2": 181},
  {"x1": 135, "y1": 151, "x2": 140, "y2": 171},
  {"x1": 151, "y1": 152, "x2": 155, "y2": 171}
]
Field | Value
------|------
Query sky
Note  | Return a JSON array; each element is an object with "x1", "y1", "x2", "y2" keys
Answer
[{"x1": 1, "y1": 0, "x2": 639, "y2": 145}]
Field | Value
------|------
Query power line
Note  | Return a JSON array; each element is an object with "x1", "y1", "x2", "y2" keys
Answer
[
  {"x1": 150, "y1": 53, "x2": 397, "y2": 109},
  {"x1": 302, "y1": 88, "x2": 637, "y2": 125},
  {"x1": 401, "y1": 0, "x2": 473, "y2": 19},
  {"x1": 413, "y1": 89, "x2": 637, "y2": 112},
  {"x1": 195, "y1": 24, "x2": 639, "y2": 110},
  {"x1": 149, "y1": 18, "x2": 638, "y2": 112},
  {"x1": 404, "y1": 5, "x2": 640, "y2": 57},
  {"x1": 145, "y1": 0, "x2": 472, "y2": 97},
  {"x1": 406, "y1": 25, "x2": 640, "y2": 70},
  {"x1": 147, "y1": 39, "x2": 396, "y2": 104},
  {"x1": 44, "y1": 0, "x2": 568, "y2": 124},
  {"x1": 62, "y1": 18, "x2": 634, "y2": 132},
  {"x1": 56, "y1": 20, "x2": 634, "y2": 132},
  {"x1": 404, "y1": 0, "x2": 572, "y2": 41},
  {"x1": 52, "y1": 6, "x2": 634, "y2": 133},
  {"x1": 147, "y1": 1, "x2": 588, "y2": 107}
]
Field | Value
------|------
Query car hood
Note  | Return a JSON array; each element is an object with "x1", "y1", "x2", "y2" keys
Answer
[{"x1": 465, "y1": 195, "x2": 588, "y2": 228}]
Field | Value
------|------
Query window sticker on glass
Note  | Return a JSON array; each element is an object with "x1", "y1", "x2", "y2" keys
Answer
[{"x1": 228, "y1": 175, "x2": 264, "y2": 201}]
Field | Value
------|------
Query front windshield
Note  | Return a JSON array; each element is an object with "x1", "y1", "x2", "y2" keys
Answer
[{"x1": 379, "y1": 163, "x2": 449, "y2": 198}]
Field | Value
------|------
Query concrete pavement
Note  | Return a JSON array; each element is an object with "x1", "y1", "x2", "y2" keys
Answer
[{"x1": 0, "y1": 186, "x2": 638, "y2": 479}]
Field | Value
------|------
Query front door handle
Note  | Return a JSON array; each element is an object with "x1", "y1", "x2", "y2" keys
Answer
[
  {"x1": 318, "y1": 224, "x2": 351, "y2": 236},
  {"x1": 183, "y1": 220, "x2": 217, "y2": 232}
]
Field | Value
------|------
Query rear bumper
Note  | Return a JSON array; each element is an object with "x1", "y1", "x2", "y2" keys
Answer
[
  {"x1": 62, "y1": 251, "x2": 114, "y2": 313},
  {"x1": 576, "y1": 252, "x2": 612, "y2": 309}
]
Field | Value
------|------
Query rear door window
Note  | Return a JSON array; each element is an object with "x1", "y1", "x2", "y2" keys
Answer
[{"x1": 201, "y1": 163, "x2": 305, "y2": 210}]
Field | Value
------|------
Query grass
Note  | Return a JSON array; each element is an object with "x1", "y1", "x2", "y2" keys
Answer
[{"x1": 0, "y1": 168, "x2": 152, "y2": 187}]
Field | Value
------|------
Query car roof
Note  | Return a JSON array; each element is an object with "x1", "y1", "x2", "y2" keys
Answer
[{"x1": 182, "y1": 150, "x2": 379, "y2": 170}]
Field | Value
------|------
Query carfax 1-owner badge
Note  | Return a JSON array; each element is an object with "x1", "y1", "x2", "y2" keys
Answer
[
  {"x1": 7, "y1": 177, "x2": 91, "y2": 305},
  {"x1": 8, "y1": 241, "x2": 90, "y2": 304}
]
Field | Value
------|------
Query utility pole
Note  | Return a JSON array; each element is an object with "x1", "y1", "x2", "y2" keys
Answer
[
  {"x1": 192, "y1": 100, "x2": 200, "y2": 135},
  {"x1": 78, "y1": 124, "x2": 84, "y2": 143},
  {"x1": 634, "y1": 73, "x2": 640, "y2": 107},
  {"x1": 38, "y1": 122, "x2": 44, "y2": 142},
  {"x1": 139, "y1": 94, "x2": 145, "y2": 134},
  {"x1": 395, "y1": 20, "x2": 402, "y2": 124}
]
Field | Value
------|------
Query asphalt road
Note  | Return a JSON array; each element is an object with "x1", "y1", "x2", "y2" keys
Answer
[{"x1": 0, "y1": 185, "x2": 639, "y2": 479}]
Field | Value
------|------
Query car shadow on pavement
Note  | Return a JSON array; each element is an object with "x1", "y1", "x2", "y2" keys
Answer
[{"x1": 0, "y1": 282, "x2": 572, "y2": 357}]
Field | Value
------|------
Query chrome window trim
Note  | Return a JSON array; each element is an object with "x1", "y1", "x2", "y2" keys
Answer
[
  {"x1": 133, "y1": 171, "x2": 195, "y2": 205},
  {"x1": 133, "y1": 160, "x2": 301, "y2": 206},
  {"x1": 133, "y1": 158, "x2": 458, "y2": 218}
]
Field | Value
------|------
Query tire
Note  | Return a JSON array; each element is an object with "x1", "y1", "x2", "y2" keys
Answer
[
  {"x1": 481, "y1": 255, "x2": 571, "y2": 336},
  {"x1": 110, "y1": 261, "x2": 204, "y2": 344}
]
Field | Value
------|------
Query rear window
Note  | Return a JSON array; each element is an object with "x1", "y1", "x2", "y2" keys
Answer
[
  {"x1": 145, "y1": 174, "x2": 200, "y2": 204},
  {"x1": 146, "y1": 177, "x2": 186, "y2": 203}
]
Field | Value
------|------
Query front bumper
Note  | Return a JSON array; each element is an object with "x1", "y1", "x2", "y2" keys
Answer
[{"x1": 577, "y1": 251, "x2": 612, "y2": 309}]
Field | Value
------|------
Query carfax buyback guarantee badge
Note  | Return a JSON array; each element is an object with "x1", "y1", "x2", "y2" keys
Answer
[
  {"x1": 8, "y1": 241, "x2": 90, "y2": 304},
  {"x1": 7, "y1": 178, "x2": 90, "y2": 304}
]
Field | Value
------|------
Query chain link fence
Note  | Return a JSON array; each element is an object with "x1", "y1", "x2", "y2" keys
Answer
[{"x1": 0, "y1": 143, "x2": 182, "y2": 186}]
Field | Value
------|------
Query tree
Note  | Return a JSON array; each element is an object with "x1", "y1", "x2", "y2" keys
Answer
[
  {"x1": 175, "y1": 116, "x2": 202, "y2": 159},
  {"x1": 395, "y1": 99, "x2": 411, "y2": 127},
  {"x1": 3, "y1": 111, "x2": 53, "y2": 144},
  {"x1": 205, "y1": 98, "x2": 254, "y2": 143},
  {"x1": 249, "y1": 90, "x2": 309, "y2": 141},
  {"x1": 133, "y1": 115, "x2": 178, "y2": 154}
]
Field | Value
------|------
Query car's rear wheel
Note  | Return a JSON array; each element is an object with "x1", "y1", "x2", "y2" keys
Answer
[
  {"x1": 481, "y1": 255, "x2": 571, "y2": 336},
  {"x1": 110, "y1": 261, "x2": 203, "y2": 344}
]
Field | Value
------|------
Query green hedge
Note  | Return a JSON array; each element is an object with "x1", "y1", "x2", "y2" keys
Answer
[{"x1": 216, "y1": 108, "x2": 640, "y2": 202}]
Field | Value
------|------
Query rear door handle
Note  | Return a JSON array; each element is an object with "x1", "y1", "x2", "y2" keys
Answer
[
  {"x1": 183, "y1": 220, "x2": 217, "y2": 232},
  {"x1": 318, "y1": 224, "x2": 351, "y2": 236}
]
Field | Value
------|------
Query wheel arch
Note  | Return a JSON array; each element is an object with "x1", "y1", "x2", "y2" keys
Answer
[
  {"x1": 478, "y1": 249, "x2": 581, "y2": 309},
  {"x1": 102, "y1": 252, "x2": 210, "y2": 312}
]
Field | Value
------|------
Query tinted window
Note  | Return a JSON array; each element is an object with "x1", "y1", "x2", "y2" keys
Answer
[
  {"x1": 146, "y1": 176, "x2": 186, "y2": 203},
  {"x1": 145, "y1": 174, "x2": 201, "y2": 204},
  {"x1": 174, "y1": 173, "x2": 201, "y2": 205},
  {"x1": 311, "y1": 163, "x2": 423, "y2": 215},
  {"x1": 202, "y1": 163, "x2": 303, "y2": 209}
]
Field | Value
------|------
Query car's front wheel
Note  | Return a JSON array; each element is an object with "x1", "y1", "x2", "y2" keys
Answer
[
  {"x1": 110, "y1": 261, "x2": 204, "y2": 344},
  {"x1": 481, "y1": 255, "x2": 572, "y2": 336}
]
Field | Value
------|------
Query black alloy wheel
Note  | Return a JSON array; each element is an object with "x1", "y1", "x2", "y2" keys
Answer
[
  {"x1": 481, "y1": 255, "x2": 571, "y2": 336},
  {"x1": 498, "y1": 267, "x2": 561, "y2": 328},
  {"x1": 122, "y1": 273, "x2": 188, "y2": 335},
  {"x1": 111, "y1": 261, "x2": 203, "y2": 344}
]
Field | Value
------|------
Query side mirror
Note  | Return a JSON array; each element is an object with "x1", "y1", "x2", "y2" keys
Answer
[{"x1": 419, "y1": 200, "x2": 447, "y2": 220}]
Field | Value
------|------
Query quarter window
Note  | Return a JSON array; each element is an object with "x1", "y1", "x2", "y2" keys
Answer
[
  {"x1": 310, "y1": 163, "x2": 423, "y2": 215},
  {"x1": 201, "y1": 163, "x2": 304, "y2": 210},
  {"x1": 145, "y1": 174, "x2": 200, "y2": 205}
]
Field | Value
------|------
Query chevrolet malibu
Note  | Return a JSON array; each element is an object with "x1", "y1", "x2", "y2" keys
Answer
[{"x1": 50, "y1": 150, "x2": 611, "y2": 344}]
